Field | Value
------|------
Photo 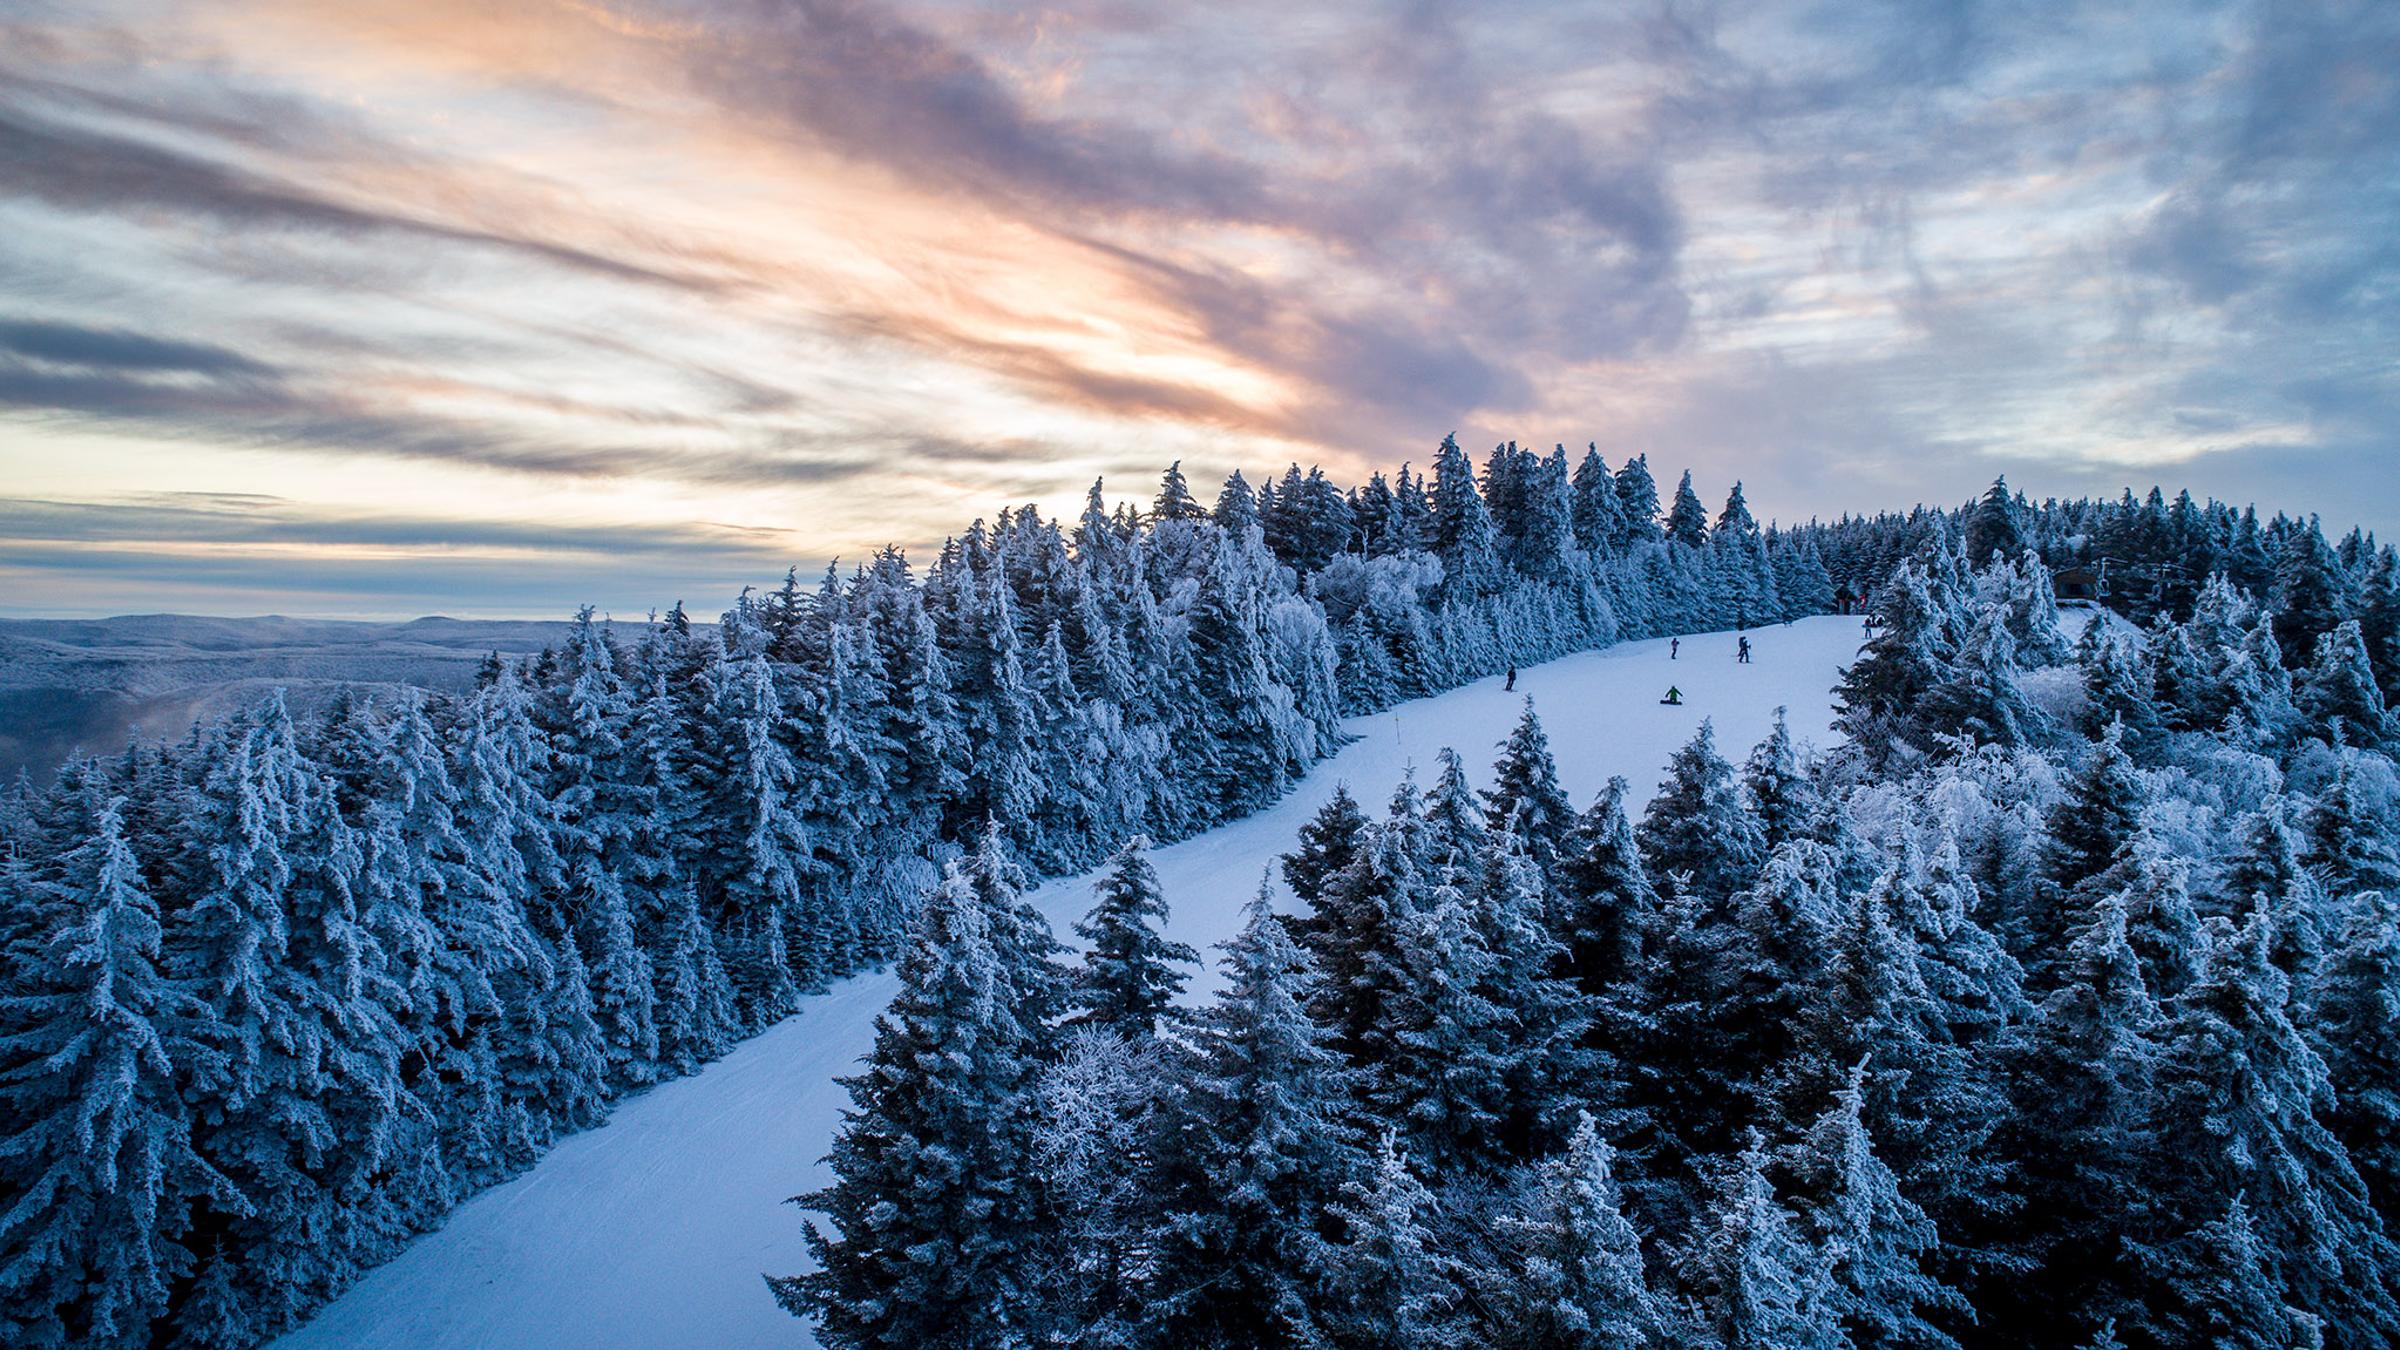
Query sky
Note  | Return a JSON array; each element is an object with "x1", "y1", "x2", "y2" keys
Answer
[{"x1": 0, "y1": 0, "x2": 2393, "y2": 619}]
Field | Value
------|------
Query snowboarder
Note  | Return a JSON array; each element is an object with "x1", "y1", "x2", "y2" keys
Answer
[
  {"x1": 1661, "y1": 686, "x2": 1683, "y2": 706},
  {"x1": 1670, "y1": 637, "x2": 1679, "y2": 660},
  {"x1": 1737, "y1": 636, "x2": 1752, "y2": 664},
  {"x1": 1504, "y1": 665, "x2": 1517, "y2": 691}
]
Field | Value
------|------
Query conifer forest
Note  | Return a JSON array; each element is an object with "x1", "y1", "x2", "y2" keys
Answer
[{"x1": 5, "y1": 444, "x2": 2400, "y2": 1349}]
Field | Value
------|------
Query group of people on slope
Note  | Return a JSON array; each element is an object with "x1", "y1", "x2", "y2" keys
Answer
[
  {"x1": 1656, "y1": 633, "x2": 1752, "y2": 705},
  {"x1": 1502, "y1": 631, "x2": 1754, "y2": 706}
]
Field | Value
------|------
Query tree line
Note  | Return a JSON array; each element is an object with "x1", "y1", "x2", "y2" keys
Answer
[{"x1": 791, "y1": 518, "x2": 2400, "y2": 1347}]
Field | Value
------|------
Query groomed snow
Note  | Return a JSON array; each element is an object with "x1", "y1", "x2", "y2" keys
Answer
[{"x1": 276, "y1": 616, "x2": 1862, "y2": 1350}]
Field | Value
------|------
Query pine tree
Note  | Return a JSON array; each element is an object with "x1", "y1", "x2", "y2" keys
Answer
[
  {"x1": 1324, "y1": 1133, "x2": 1470, "y2": 1348},
  {"x1": 1485, "y1": 700, "x2": 1578, "y2": 877},
  {"x1": 1639, "y1": 720, "x2": 1768, "y2": 902},
  {"x1": 1481, "y1": 1112, "x2": 1661, "y2": 1350},
  {"x1": 780, "y1": 863, "x2": 1052, "y2": 1347},
  {"x1": 1157, "y1": 884, "x2": 1361, "y2": 1348},
  {"x1": 2317, "y1": 890, "x2": 2400, "y2": 1223},
  {"x1": 1069, "y1": 837, "x2": 1198, "y2": 1042},
  {"x1": 1742, "y1": 707, "x2": 1820, "y2": 852},
  {"x1": 1698, "y1": 1133, "x2": 1846, "y2": 1349},
  {"x1": 0, "y1": 800, "x2": 239, "y2": 1348},
  {"x1": 1792, "y1": 1062, "x2": 1967, "y2": 1349}
]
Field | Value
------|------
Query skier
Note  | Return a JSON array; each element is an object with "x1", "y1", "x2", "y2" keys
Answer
[
  {"x1": 1660, "y1": 685, "x2": 1683, "y2": 706},
  {"x1": 1504, "y1": 665, "x2": 1517, "y2": 691},
  {"x1": 1670, "y1": 637, "x2": 1679, "y2": 660},
  {"x1": 1737, "y1": 636, "x2": 1752, "y2": 664}
]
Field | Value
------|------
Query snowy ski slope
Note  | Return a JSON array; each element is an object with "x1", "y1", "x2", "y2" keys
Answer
[{"x1": 277, "y1": 616, "x2": 1863, "y2": 1349}]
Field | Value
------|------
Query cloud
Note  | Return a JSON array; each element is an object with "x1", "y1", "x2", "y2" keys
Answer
[
  {"x1": 0, "y1": 317, "x2": 274, "y2": 376},
  {"x1": 4, "y1": 0, "x2": 2399, "y2": 621},
  {"x1": 687, "y1": 0, "x2": 1272, "y2": 224},
  {"x1": 0, "y1": 360, "x2": 886, "y2": 487},
  {"x1": 0, "y1": 493, "x2": 801, "y2": 560},
  {"x1": 0, "y1": 94, "x2": 719, "y2": 292}
]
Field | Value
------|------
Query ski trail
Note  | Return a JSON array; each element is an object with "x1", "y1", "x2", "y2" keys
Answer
[{"x1": 277, "y1": 617, "x2": 1860, "y2": 1349}]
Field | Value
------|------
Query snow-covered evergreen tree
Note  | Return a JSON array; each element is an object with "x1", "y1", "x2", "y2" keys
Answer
[
  {"x1": 1155, "y1": 884, "x2": 1361, "y2": 1348},
  {"x1": 1479, "y1": 1112, "x2": 1661, "y2": 1350},
  {"x1": 1696, "y1": 1133, "x2": 1846, "y2": 1349},
  {"x1": 781, "y1": 862, "x2": 1053, "y2": 1346},
  {"x1": 1485, "y1": 700, "x2": 1578, "y2": 876},
  {"x1": 1069, "y1": 836, "x2": 1197, "y2": 1042},
  {"x1": 0, "y1": 800, "x2": 239, "y2": 1348}
]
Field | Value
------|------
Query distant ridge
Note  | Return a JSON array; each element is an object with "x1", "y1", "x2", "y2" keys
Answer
[{"x1": 0, "y1": 612, "x2": 633, "y2": 781}]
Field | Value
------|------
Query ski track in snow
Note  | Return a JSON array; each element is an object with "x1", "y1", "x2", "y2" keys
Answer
[{"x1": 276, "y1": 617, "x2": 1862, "y2": 1350}]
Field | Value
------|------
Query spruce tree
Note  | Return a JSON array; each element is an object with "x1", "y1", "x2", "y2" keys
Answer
[
  {"x1": 780, "y1": 863, "x2": 1052, "y2": 1347},
  {"x1": 2317, "y1": 891, "x2": 2400, "y2": 1223},
  {"x1": 1557, "y1": 776, "x2": 1658, "y2": 998},
  {"x1": 2301, "y1": 748, "x2": 2400, "y2": 899},
  {"x1": 1485, "y1": 700, "x2": 1578, "y2": 877},
  {"x1": 1964, "y1": 478, "x2": 2026, "y2": 565},
  {"x1": 1156, "y1": 885, "x2": 1361, "y2": 1348},
  {"x1": 2271, "y1": 522, "x2": 2350, "y2": 670},
  {"x1": 0, "y1": 800, "x2": 238, "y2": 1348},
  {"x1": 1742, "y1": 707, "x2": 1820, "y2": 852},
  {"x1": 1324, "y1": 1133, "x2": 1470, "y2": 1348},
  {"x1": 1834, "y1": 562, "x2": 1958, "y2": 767},
  {"x1": 1614, "y1": 455, "x2": 1661, "y2": 546},
  {"x1": 1639, "y1": 720, "x2": 1768, "y2": 902},
  {"x1": 1481, "y1": 1112, "x2": 1661, "y2": 1350},
  {"x1": 2298, "y1": 620, "x2": 2393, "y2": 747},
  {"x1": 1572, "y1": 446, "x2": 1628, "y2": 555},
  {"x1": 2141, "y1": 911, "x2": 2400, "y2": 1344},
  {"x1": 1996, "y1": 895, "x2": 2161, "y2": 1337},
  {"x1": 1792, "y1": 1063, "x2": 1968, "y2": 1350},
  {"x1": 1430, "y1": 434, "x2": 1503, "y2": 600},
  {"x1": 1373, "y1": 884, "x2": 1513, "y2": 1173},
  {"x1": 1069, "y1": 836, "x2": 1198, "y2": 1042},
  {"x1": 1281, "y1": 782, "x2": 1369, "y2": 917},
  {"x1": 1664, "y1": 471, "x2": 1709, "y2": 549},
  {"x1": 1152, "y1": 459, "x2": 1206, "y2": 522},
  {"x1": 1697, "y1": 1133, "x2": 1845, "y2": 1349}
]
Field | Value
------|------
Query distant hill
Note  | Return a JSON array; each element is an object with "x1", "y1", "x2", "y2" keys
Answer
[{"x1": 0, "y1": 614, "x2": 609, "y2": 782}]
